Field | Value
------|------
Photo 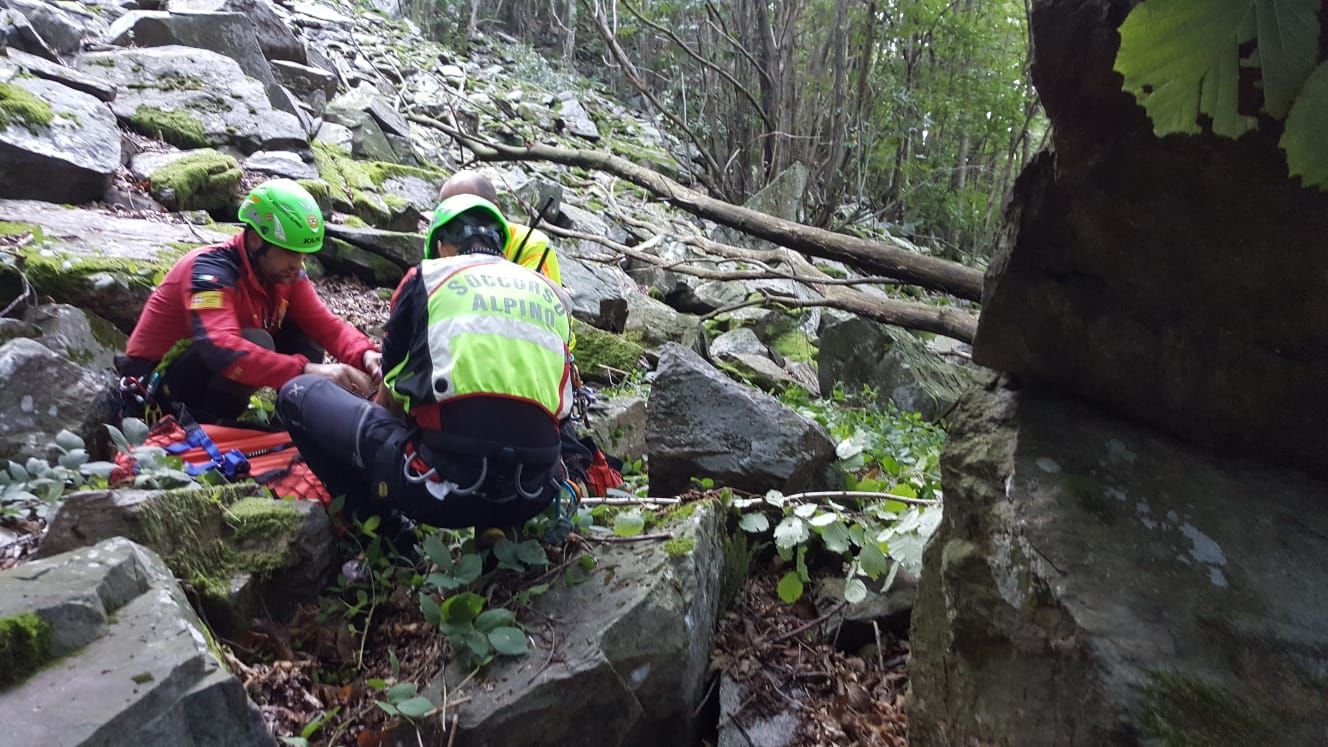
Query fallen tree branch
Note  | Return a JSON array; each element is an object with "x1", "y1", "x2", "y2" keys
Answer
[
  {"x1": 406, "y1": 113, "x2": 984, "y2": 301},
  {"x1": 782, "y1": 490, "x2": 940, "y2": 507}
]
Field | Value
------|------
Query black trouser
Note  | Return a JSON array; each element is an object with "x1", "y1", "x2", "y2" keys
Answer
[
  {"x1": 117, "y1": 325, "x2": 323, "y2": 423},
  {"x1": 276, "y1": 376, "x2": 561, "y2": 536}
]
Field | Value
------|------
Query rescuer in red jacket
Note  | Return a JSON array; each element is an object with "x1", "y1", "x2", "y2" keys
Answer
[{"x1": 117, "y1": 179, "x2": 381, "y2": 422}]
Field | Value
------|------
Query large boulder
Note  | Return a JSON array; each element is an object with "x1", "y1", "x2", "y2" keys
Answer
[
  {"x1": 974, "y1": 0, "x2": 1328, "y2": 480},
  {"x1": 0, "y1": 537, "x2": 274, "y2": 745},
  {"x1": 623, "y1": 292, "x2": 701, "y2": 351},
  {"x1": 140, "y1": 148, "x2": 244, "y2": 212},
  {"x1": 0, "y1": 75, "x2": 120, "y2": 203},
  {"x1": 0, "y1": 200, "x2": 234, "y2": 330},
  {"x1": 559, "y1": 254, "x2": 636, "y2": 332},
  {"x1": 169, "y1": 0, "x2": 306, "y2": 64},
  {"x1": 270, "y1": 58, "x2": 337, "y2": 113},
  {"x1": 817, "y1": 315, "x2": 983, "y2": 420},
  {"x1": 556, "y1": 92, "x2": 599, "y2": 140},
  {"x1": 39, "y1": 484, "x2": 334, "y2": 632},
  {"x1": 0, "y1": 0, "x2": 96, "y2": 57},
  {"x1": 586, "y1": 393, "x2": 647, "y2": 461},
  {"x1": 0, "y1": 338, "x2": 104, "y2": 461},
  {"x1": 21, "y1": 303, "x2": 125, "y2": 372},
  {"x1": 436, "y1": 501, "x2": 725, "y2": 747},
  {"x1": 647, "y1": 343, "x2": 835, "y2": 496},
  {"x1": 909, "y1": 382, "x2": 1328, "y2": 745},
  {"x1": 0, "y1": 7, "x2": 57, "y2": 61},
  {"x1": 79, "y1": 46, "x2": 306, "y2": 154},
  {"x1": 106, "y1": 10, "x2": 275, "y2": 88}
]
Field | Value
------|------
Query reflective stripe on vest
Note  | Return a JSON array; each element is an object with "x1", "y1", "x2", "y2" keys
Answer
[{"x1": 415, "y1": 256, "x2": 572, "y2": 419}]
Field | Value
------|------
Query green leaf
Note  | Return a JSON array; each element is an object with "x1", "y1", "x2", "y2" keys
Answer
[
  {"x1": 441, "y1": 591, "x2": 484, "y2": 623},
  {"x1": 423, "y1": 534, "x2": 452, "y2": 571},
  {"x1": 365, "y1": 678, "x2": 388, "y2": 691},
  {"x1": 395, "y1": 696, "x2": 434, "y2": 718},
  {"x1": 1253, "y1": 0, "x2": 1320, "y2": 117},
  {"x1": 420, "y1": 595, "x2": 442, "y2": 626},
  {"x1": 738, "y1": 513, "x2": 769, "y2": 533},
  {"x1": 361, "y1": 514, "x2": 381, "y2": 536},
  {"x1": 55, "y1": 430, "x2": 84, "y2": 452},
  {"x1": 300, "y1": 707, "x2": 337, "y2": 739},
  {"x1": 772, "y1": 516, "x2": 809, "y2": 550},
  {"x1": 776, "y1": 571, "x2": 804, "y2": 604},
  {"x1": 488, "y1": 626, "x2": 529, "y2": 655},
  {"x1": 612, "y1": 510, "x2": 646, "y2": 537},
  {"x1": 809, "y1": 511, "x2": 838, "y2": 528},
  {"x1": 844, "y1": 577, "x2": 869, "y2": 605},
  {"x1": 426, "y1": 573, "x2": 460, "y2": 591},
  {"x1": 492, "y1": 538, "x2": 522, "y2": 570},
  {"x1": 280, "y1": 738, "x2": 309, "y2": 747},
  {"x1": 820, "y1": 520, "x2": 852, "y2": 554},
  {"x1": 515, "y1": 540, "x2": 548, "y2": 567},
  {"x1": 386, "y1": 682, "x2": 416, "y2": 702},
  {"x1": 453, "y1": 554, "x2": 483, "y2": 584},
  {"x1": 374, "y1": 701, "x2": 399, "y2": 716},
  {"x1": 888, "y1": 482, "x2": 918, "y2": 499},
  {"x1": 122, "y1": 417, "x2": 150, "y2": 445},
  {"x1": 24, "y1": 457, "x2": 45, "y2": 476},
  {"x1": 390, "y1": 649, "x2": 400, "y2": 678},
  {"x1": 58, "y1": 449, "x2": 88, "y2": 470},
  {"x1": 860, "y1": 539, "x2": 889, "y2": 580},
  {"x1": 793, "y1": 503, "x2": 818, "y2": 519},
  {"x1": 105, "y1": 423, "x2": 131, "y2": 454},
  {"x1": 475, "y1": 608, "x2": 517, "y2": 633},
  {"x1": 763, "y1": 490, "x2": 786, "y2": 507},
  {"x1": 1282, "y1": 62, "x2": 1328, "y2": 188}
]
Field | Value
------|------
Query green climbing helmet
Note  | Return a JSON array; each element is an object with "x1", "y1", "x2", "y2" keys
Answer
[
  {"x1": 237, "y1": 178, "x2": 324, "y2": 253},
  {"x1": 425, "y1": 194, "x2": 510, "y2": 259}
]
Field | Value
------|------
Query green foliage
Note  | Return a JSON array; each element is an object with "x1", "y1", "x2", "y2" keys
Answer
[
  {"x1": 719, "y1": 384, "x2": 947, "y2": 604},
  {"x1": 1115, "y1": 0, "x2": 1328, "y2": 187}
]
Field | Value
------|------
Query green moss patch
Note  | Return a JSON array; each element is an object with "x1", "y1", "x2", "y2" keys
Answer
[
  {"x1": 663, "y1": 537, "x2": 696, "y2": 557},
  {"x1": 136, "y1": 485, "x2": 304, "y2": 604},
  {"x1": 128, "y1": 105, "x2": 208, "y2": 149},
  {"x1": 0, "y1": 83, "x2": 54, "y2": 134},
  {"x1": 770, "y1": 329, "x2": 817, "y2": 363},
  {"x1": 0, "y1": 612, "x2": 53, "y2": 689},
  {"x1": 148, "y1": 150, "x2": 242, "y2": 212},
  {"x1": 572, "y1": 319, "x2": 645, "y2": 383},
  {"x1": 1139, "y1": 672, "x2": 1277, "y2": 747},
  {"x1": 311, "y1": 142, "x2": 443, "y2": 224},
  {"x1": 0, "y1": 221, "x2": 43, "y2": 240}
]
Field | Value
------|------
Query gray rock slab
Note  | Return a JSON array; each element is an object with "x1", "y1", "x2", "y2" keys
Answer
[
  {"x1": 0, "y1": 337, "x2": 104, "y2": 461},
  {"x1": 718, "y1": 674, "x2": 798, "y2": 747},
  {"x1": 312, "y1": 119, "x2": 352, "y2": 151},
  {"x1": 0, "y1": 199, "x2": 233, "y2": 329},
  {"x1": 559, "y1": 253, "x2": 636, "y2": 332},
  {"x1": 647, "y1": 343, "x2": 835, "y2": 496},
  {"x1": 21, "y1": 302, "x2": 125, "y2": 372},
  {"x1": 323, "y1": 223, "x2": 421, "y2": 267},
  {"x1": 1, "y1": 46, "x2": 115, "y2": 101},
  {"x1": 910, "y1": 383, "x2": 1328, "y2": 745},
  {"x1": 0, "y1": 537, "x2": 274, "y2": 746},
  {"x1": 322, "y1": 103, "x2": 395, "y2": 161},
  {"x1": 327, "y1": 82, "x2": 408, "y2": 136},
  {"x1": 557, "y1": 94, "x2": 599, "y2": 140},
  {"x1": 0, "y1": 76, "x2": 119, "y2": 203},
  {"x1": 106, "y1": 10, "x2": 275, "y2": 88},
  {"x1": 244, "y1": 149, "x2": 318, "y2": 179},
  {"x1": 817, "y1": 315, "x2": 983, "y2": 420},
  {"x1": 624, "y1": 292, "x2": 701, "y2": 350},
  {"x1": 169, "y1": 0, "x2": 305, "y2": 63},
  {"x1": 0, "y1": 7, "x2": 58, "y2": 61},
  {"x1": 271, "y1": 58, "x2": 337, "y2": 102},
  {"x1": 319, "y1": 235, "x2": 404, "y2": 287},
  {"x1": 79, "y1": 45, "x2": 306, "y2": 154},
  {"x1": 0, "y1": 0, "x2": 93, "y2": 56},
  {"x1": 440, "y1": 502, "x2": 725, "y2": 747},
  {"x1": 586, "y1": 393, "x2": 647, "y2": 460}
]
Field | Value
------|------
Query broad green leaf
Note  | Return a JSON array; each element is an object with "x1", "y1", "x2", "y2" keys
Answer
[
  {"x1": 773, "y1": 516, "x2": 809, "y2": 550},
  {"x1": 1282, "y1": 62, "x2": 1328, "y2": 188},
  {"x1": 889, "y1": 483, "x2": 918, "y2": 499},
  {"x1": 58, "y1": 449, "x2": 88, "y2": 470},
  {"x1": 475, "y1": 608, "x2": 517, "y2": 633},
  {"x1": 860, "y1": 539, "x2": 889, "y2": 580},
  {"x1": 488, "y1": 626, "x2": 529, "y2": 655},
  {"x1": 844, "y1": 577, "x2": 869, "y2": 604},
  {"x1": 763, "y1": 490, "x2": 786, "y2": 507},
  {"x1": 122, "y1": 417, "x2": 150, "y2": 445},
  {"x1": 361, "y1": 514, "x2": 381, "y2": 535},
  {"x1": 820, "y1": 520, "x2": 853, "y2": 554},
  {"x1": 612, "y1": 510, "x2": 646, "y2": 537},
  {"x1": 1253, "y1": 0, "x2": 1320, "y2": 117},
  {"x1": 55, "y1": 430, "x2": 84, "y2": 452},
  {"x1": 24, "y1": 457, "x2": 45, "y2": 476},
  {"x1": 492, "y1": 539, "x2": 522, "y2": 570},
  {"x1": 776, "y1": 571, "x2": 804, "y2": 603},
  {"x1": 515, "y1": 540, "x2": 548, "y2": 567},
  {"x1": 374, "y1": 701, "x2": 399, "y2": 716},
  {"x1": 386, "y1": 682, "x2": 416, "y2": 702},
  {"x1": 809, "y1": 512, "x2": 838, "y2": 528},
  {"x1": 365, "y1": 678, "x2": 387, "y2": 691},
  {"x1": 793, "y1": 503, "x2": 818, "y2": 519},
  {"x1": 395, "y1": 696, "x2": 433, "y2": 718},
  {"x1": 453, "y1": 554, "x2": 483, "y2": 584},
  {"x1": 425, "y1": 573, "x2": 459, "y2": 590},
  {"x1": 420, "y1": 595, "x2": 441, "y2": 626},
  {"x1": 441, "y1": 591, "x2": 484, "y2": 623},
  {"x1": 423, "y1": 534, "x2": 452, "y2": 571},
  {"x1": 738, "y1": 513, "x2": 769, "y2": 533},
  {"x1": 104, "y1": 423, "x2": 131, "y2": 454}
]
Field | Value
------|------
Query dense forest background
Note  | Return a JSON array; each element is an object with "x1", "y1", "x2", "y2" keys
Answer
[{"x1": 403, "y1": 0, "x2": 1043, "y2": 264}]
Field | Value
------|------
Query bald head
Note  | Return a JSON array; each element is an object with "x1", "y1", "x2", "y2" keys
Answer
[{"x1": 438, "y1": 171, "x2": 498, "y2": 203}]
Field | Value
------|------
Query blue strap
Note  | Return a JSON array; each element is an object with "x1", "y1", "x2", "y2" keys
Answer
[{"x1": 180, "y1": 426, "x2": 248, "y2": 479}]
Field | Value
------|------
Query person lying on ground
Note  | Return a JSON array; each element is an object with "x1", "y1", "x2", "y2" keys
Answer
[
  {"x1": 116, "y1": 179, "x2": 381, "y2": 423},
  {"x1": 276, "y1": 195, "x2": 574, "y2": 550},
  {"x1": 438, "y1": 170, "x2": 563, "y2": 285}
]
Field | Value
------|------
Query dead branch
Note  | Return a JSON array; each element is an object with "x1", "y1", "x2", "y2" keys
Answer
[{"x1": 407, "y1": 113, "x2": 984, "y2": 301}]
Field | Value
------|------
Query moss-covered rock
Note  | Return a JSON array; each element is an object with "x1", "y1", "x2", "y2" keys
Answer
[
  {"x1": 128, "y1": 105, "x2": 208, "y2": 149},
  {"x1": 0, "y1": 82, "x2": 54, "y2": 133},
  {"x1": 148, "y1": 149, "x2": 242, "y2": 212},
  {"x1": 0, "y1": 612, "x2": 53, "y2": 688},
  {"x1": 572, "y1": 319, "x2": 645, "y2": 383}
]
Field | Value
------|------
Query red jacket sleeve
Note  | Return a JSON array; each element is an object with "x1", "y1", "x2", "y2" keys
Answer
[
  {"x1": 285, "y1": 274, "x2": 376, "y2": 370},
  {"x1": 187, "y1": 285, "x2": 310, "y2": 388}
]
